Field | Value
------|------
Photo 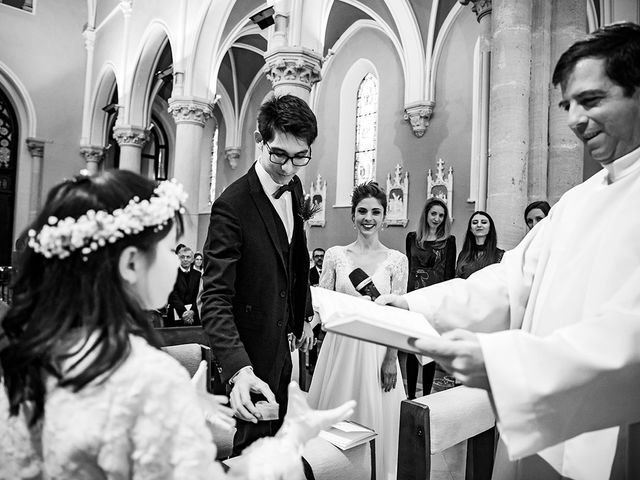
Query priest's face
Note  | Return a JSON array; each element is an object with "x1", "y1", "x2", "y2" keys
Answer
[{"x1": 560, "y1": 57, "x2": 640, "y2": 165}]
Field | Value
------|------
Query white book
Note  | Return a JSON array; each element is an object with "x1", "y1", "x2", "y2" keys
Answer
[
  {"x1": 311, "y1": 286, "x2": 439, "y2": 358},
  {"x1": 319, "y1": 421, "x2": 377, "y2": 451}
]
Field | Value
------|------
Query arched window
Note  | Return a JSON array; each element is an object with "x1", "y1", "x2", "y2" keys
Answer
[
  {"x1": 141, "y1": 116, "x2": 169, "y2": 181},
  {"x1": 0, "y1": 87, "x2": 18, "y2": 265},
  {"x1": 354, "y1": 73, "x2": 378, "y2": 186},
  {"x1": 209, "y1": 125, "x2": 219, "y2": 204}
]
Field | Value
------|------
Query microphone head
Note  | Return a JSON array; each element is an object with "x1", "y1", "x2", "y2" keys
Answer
[{"x1": 349, "y1": 268, "x2": 369, "y2": 287}]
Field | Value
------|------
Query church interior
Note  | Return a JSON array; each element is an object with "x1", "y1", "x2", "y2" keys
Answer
[
  {"x1": 2, "y1": 0, "x2": 637, "y2": 264},
  {"x1": 1, "y1": 1, "x2": 640, "y2": 478}
]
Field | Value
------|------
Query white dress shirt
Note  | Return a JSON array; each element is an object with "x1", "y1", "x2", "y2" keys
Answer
[{"x1": 255, "y1": 161, "x2": 294, "y2": 243}]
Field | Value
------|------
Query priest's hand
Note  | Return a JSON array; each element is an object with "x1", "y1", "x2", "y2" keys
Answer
[
  {"x1": 375, "y1": 294, "x2": 409, "y2": 310},
  {"x1": 230, "y1": 368, "x2": 277, "y2": 423},
  {"x1": 410, "y1": 329, "x2": 490, "y2": 391}
]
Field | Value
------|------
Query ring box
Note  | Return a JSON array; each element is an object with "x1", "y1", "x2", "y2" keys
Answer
[{"x1": 255, "y1": 401, "x2": 280, "y2": 421}]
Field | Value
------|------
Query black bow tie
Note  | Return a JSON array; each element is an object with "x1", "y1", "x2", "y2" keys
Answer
[{"x1": 273, "y1": 181, "x2": 295, "y2": 199}]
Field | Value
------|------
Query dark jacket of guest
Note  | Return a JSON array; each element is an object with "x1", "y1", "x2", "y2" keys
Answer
[{"x1": 167, "y1": 268, "x2": 202, "y2": 325}]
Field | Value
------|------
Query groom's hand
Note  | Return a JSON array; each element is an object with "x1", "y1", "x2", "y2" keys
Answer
[{"x1": 230, "y1": 368, "x2": 277, "y2": 423}]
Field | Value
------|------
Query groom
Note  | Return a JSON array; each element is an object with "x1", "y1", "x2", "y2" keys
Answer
[{"x1": 201, "y1": 94, "x2": 315, "y2": 454}]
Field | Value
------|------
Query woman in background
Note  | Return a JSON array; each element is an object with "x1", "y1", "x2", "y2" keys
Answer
[
  {"x1": 308, "y1": 181, "x2": 408, "y2": 480},
  {"x1": 524, "y1": 200, "x2": 551, "y2": 231},
  {"x1": 404, "y1": 198, "x2": 456, "y2": 399},
  {"x1": 454, "y1": 210, "x2": 504, "y2": 480},
  {"x1": 455, "y1": 211, "x2": 504, "y2": 280},
  {"x1": 194, "y1": 251, "x2": 204, "y2": 272}
]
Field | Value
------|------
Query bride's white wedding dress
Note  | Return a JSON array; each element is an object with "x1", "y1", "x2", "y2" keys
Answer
[{"x1": 307, "y1": 246, "x2": 408, "y2": 480}]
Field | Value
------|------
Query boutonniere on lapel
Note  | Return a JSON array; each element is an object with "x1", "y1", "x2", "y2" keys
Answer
[{"x1": 297, "y1": 194, "x2": 321, "y2": 222}]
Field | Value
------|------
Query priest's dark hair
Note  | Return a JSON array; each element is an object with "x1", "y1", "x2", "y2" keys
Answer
[
  {"x1": 351, "y1": 181, "x2": 387, "y2": 216},
  {"x1": 456, "y1": 211, "x2": 501, "y2": 278},
  {"x1": 257, "y1": 94, "x2": 318, "y2": 146},
  {"x1": 553, "y1": 22, "x2": 640, "y2": 96},
  {"x1": 1, "y1": 169, "x2": 183, "y2": 425}
]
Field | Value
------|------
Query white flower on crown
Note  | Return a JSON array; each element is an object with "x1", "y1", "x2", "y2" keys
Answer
[{"x1": 28, "y1": 179, "x2": 188, "y2": 260}]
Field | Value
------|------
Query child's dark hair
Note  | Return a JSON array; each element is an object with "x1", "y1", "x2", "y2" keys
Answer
[
  {"x1": 351, "y1": 181, "x2": 387, "y2": 216},
  {"x1": 1, "y1": 169, "x2": 183, "y2": 425},
  {"x1": 257, "y1": 94, "x2": 318, "y2": 146}
]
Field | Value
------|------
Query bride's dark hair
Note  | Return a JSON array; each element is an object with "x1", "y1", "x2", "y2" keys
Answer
[{"x1": 1, "y1": 170, "x2": 183, "y2": 424}]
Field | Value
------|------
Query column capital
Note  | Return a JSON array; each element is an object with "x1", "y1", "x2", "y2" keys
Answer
[
  {"x1": 113, "y1": 125, "x2": 148, "y2": 148},
  {"x1": 119, "y1": 0, "x2": 132, "y2": 16},
  {"x1": 26, "y1": 137, "x2": 46, "y2": 157},
  {"x1": 459, "y1": 0, "x2": 492, "y2": 22},
  {"x1": 168, "y1": 97, "x2": 215, "y2": 126},
  {"x1": 82, "y1": 26, "x2": 96, "y2": 50},
  {"x1": 403, "y1": 102, "x2": 435, "y2": 138},
  {"x1": 263, "y1": 47, "x2": 323, "y2": 94},
  {"x1": 225, "y1": 147, "x2": 241, "y2": 170},
  {"x1": 79, "y1": 145, "x2": 105, "y2": 175}
]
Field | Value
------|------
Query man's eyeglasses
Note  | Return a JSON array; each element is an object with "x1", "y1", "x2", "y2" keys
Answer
[{"x1": 264, "y1": 142, "x2": 312, "y2": 167}]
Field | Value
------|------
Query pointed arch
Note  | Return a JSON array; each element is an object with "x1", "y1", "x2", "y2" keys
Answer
[
  {"x1": 127, "y1": 21, "x2": 174, "y2": 127},
  {"x1": 88, "y1": 63, "x2": 118, "y2": 147}
]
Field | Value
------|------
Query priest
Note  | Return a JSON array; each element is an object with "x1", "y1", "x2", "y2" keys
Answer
[{"x1": 379, "y1": 22, "x2": 640, "y2": 480}]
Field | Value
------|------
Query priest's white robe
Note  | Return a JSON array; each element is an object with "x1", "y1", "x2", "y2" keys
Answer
[{"x1": 404, "y1": 147, "x2": 640, "y2": 480}]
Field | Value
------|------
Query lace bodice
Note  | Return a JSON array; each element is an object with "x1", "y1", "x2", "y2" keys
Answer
[
  {"x1": 319, "y1": 246, "x2": 408, "y2": 297},
  {"x1": 0, "y1": 335, "x2": 222, "y2": 480}
]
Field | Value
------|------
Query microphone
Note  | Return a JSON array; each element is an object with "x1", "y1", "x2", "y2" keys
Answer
[{"x1": 349, "y1": 268, "x2": 381, "y2": 300}]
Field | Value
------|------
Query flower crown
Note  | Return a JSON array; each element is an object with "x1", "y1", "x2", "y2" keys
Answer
[{"x1": 28, "y1": 179, "x2": 187, "y2": 260}]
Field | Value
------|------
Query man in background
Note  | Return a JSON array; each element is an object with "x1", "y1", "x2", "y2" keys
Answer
[
  {"x1": 308, "y1": 248, "x2": 324, "y2": 286},
  {"x1": 167, "y1": 246, "x2": 201, "y2": 326}
]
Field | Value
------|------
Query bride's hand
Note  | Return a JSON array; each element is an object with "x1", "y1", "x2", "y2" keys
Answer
[{"x1": 381, "y1": 351, "x2": 398, "y2": 392}]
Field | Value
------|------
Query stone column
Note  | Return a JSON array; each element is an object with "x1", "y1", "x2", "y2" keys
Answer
[
  {"x1": 26, "y1": 138, "x2": 45, "y2": 220},
  {"x1": 79, "y1": 145, "x2": 105, "y2": 175},
  {"x1": 113, "y1": 125, "x2": 148, "y2": 172},
  {"x1": 487, "y1": 0, "x2": 532, "y2": 249},
  {"x1": 547, "y1": 0, "x2": 586, "y2": 204},
  {"x1": 528, "y1": 0, "x2": 552, "y2": 202},
  {"x1": 168, "y1": 97, "x2": 214, "y2": 248},
  {"x1": 460, "y1": 0, "x2": 492, "y2": 210},
  {"x1": 263, "y1": 47, "x2": 322, "y2": 103}
]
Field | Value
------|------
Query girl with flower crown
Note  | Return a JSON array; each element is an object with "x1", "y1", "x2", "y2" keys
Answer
[{"x1": 0, "y1": 169, "x2": 354, "y2": 479}]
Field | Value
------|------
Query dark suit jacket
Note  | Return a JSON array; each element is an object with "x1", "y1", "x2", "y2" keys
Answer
[
  {"x1": 167, "y1": 268, "x2": 202, "y2": 325},
  {"x1": 309, "y1": 266, "x2": 320, "y2": 286},
  {"x1": 200, "y1": 164, "x2": 312, "y2": 392}
]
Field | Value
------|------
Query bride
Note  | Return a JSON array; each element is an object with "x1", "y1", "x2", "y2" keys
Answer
[{"x1": 307, "y1": 181, "x2": 408, "y2": 480}]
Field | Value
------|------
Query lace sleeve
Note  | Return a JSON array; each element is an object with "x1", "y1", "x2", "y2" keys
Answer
[
  {"x1": 99, "y1": 354, "x2": 223, "y2": 480},
  {"x1": 318, "y1": 248, "x2": 337, "y2": 291},
  {"x1": 390, "y1": 251, "x2": 409, "y2": 296}
]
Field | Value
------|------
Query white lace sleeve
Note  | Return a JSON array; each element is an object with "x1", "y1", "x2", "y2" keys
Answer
[
  {"x1": 318, "y1": 247, "x2": 337, "y2": 291},
  {"x1": 390, "y1": 251, "x2": 409, "y2": 296}
]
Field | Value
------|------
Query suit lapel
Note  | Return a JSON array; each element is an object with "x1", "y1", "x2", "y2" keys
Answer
[{"x1": 247, "y1": 165, "x2": 287, "y2": 270}]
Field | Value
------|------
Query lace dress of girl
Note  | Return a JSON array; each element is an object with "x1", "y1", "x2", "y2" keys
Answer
[{"x1": 307, "y1": 246, "x2": 408, "y2": 480}]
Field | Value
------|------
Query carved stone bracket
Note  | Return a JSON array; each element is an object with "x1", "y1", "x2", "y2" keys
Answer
[
  {"x1": 403, "y1": 101, "x2": 435, "y2": 138},
  {"x1": 168, "y1": 97, "x2": 215, "y2": 127},
  {"x1": 79, "y1": 145, "x2": 105, "y2": 174},
  {"x1": 113, "y1": 125, "x2": 148, "y2": 148},
  {"x1": 225, "y1": 147, "x2": 241, "y2": 170},
  {"x1": 26, "y1": 138, "x2": 45, "y2": 158},
  {"x1": 459, "y1": 0, "x2": 492, "y2": 22},
  {"x1": 263, "y1": 47, "x2": 323, "y2": 93}
]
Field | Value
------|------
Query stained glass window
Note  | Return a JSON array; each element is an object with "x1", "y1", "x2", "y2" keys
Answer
[
  {"x1": 209, "y1": 126, "x2": 219, "y2": 204},
  {"x1": 354, "y1": 73, "x2": 378, "y2": 186}
]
